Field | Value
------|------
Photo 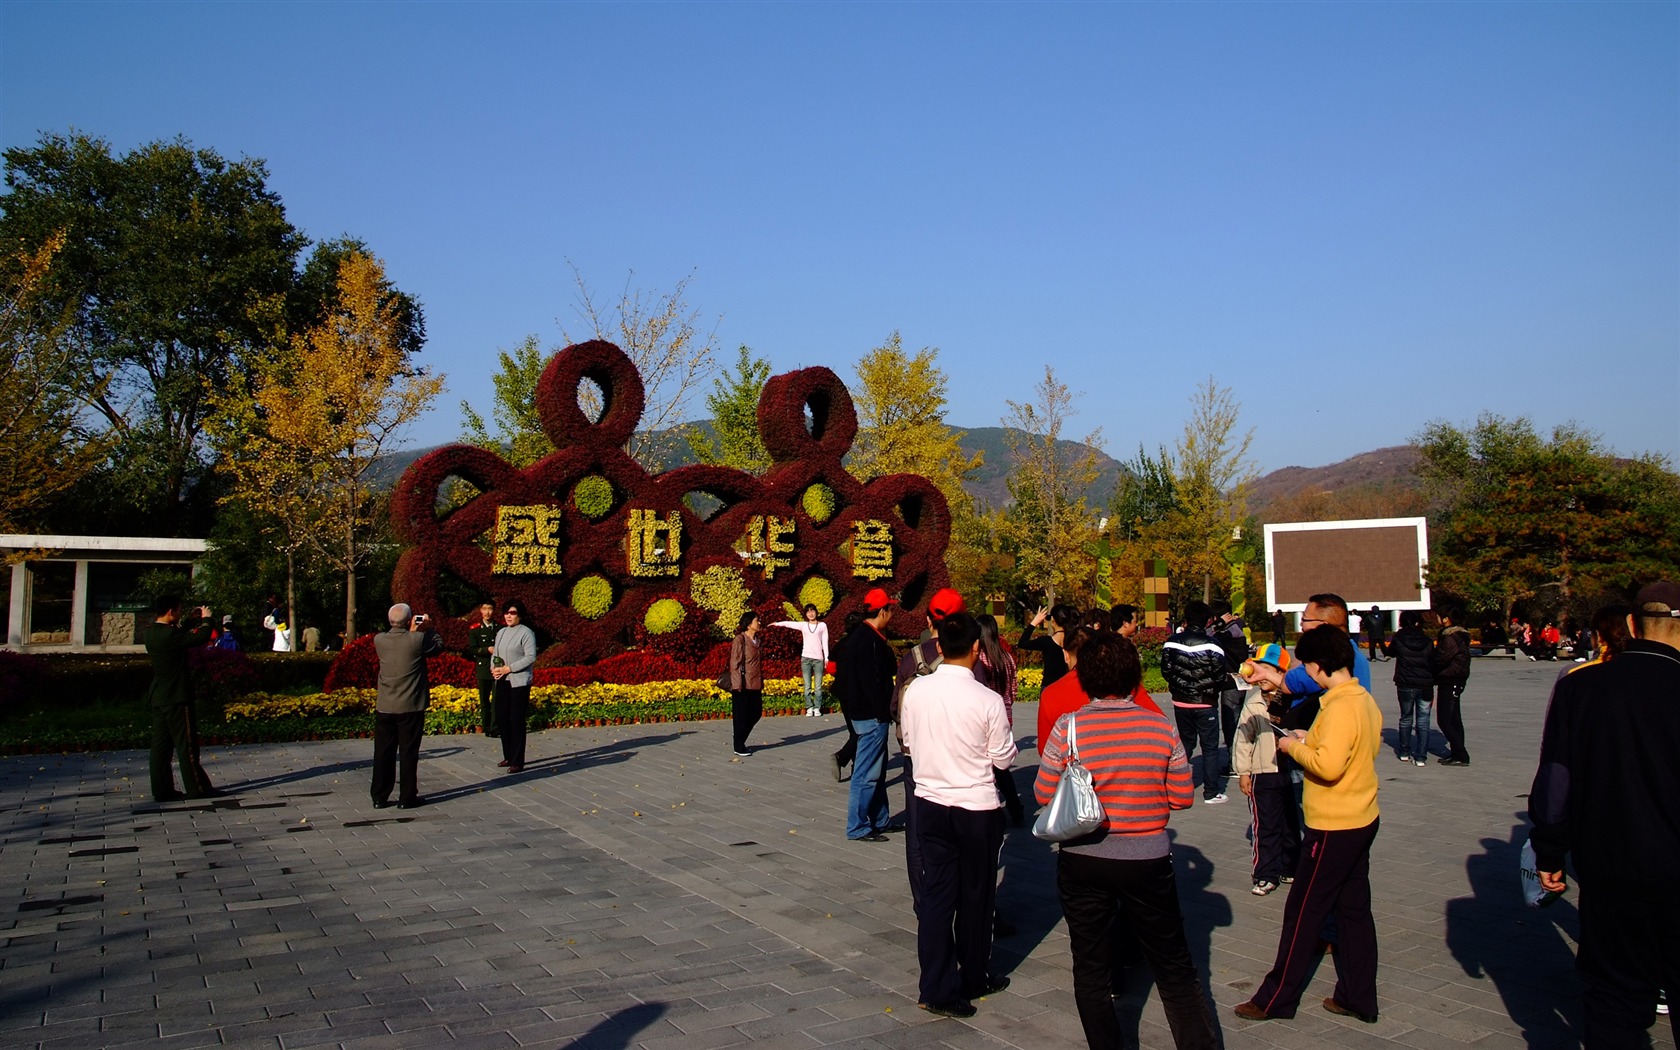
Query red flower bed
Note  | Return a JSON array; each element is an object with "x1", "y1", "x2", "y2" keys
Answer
[{"x1": 323, "y1": 633, "x2": 479, "y2": 691}]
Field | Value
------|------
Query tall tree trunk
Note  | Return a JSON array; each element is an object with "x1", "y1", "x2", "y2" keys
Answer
[
  {"x1": 344, "y1": 513, "x2": 357, "y2": 645},
  {"x1": 285, "y1": 546, "x2": 297, "y2": 655}
]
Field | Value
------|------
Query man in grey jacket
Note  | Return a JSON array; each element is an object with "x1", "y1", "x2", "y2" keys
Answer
[{"x1": 372, "y1": 603, "x2": 444, "y2": 809}]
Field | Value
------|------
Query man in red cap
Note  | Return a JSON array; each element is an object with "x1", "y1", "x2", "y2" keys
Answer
[
  {"x1": 896, "y1": 588, "x2": 981, "y2": 909},
  {"x1": 835, "y1": 587, "x2": 900, "y2": 841},
  {"x1": 1529, "y1": 581, "x2": 1680, "y2": 1046}
]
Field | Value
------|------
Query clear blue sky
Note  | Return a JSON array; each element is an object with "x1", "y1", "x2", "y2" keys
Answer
[{"x1": 4, "y1": 2, "x2": 1676, "y2": 473}]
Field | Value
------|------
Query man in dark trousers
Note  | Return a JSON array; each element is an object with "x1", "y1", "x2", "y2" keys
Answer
[
  {"x1": 895, "y1": 587, "x2": 972, "y2": 910},
  {"x1": 1530, "y1": 581, "x2": 1680, "y2": 1048},
  {"x1": 1366, "y1": 605, "x2": 1388, "y2": 662},
  {"x1": 1431, "y1": 606, "x2": 1473, "y2": 766},
  {"x1": 1162, "y1": 600, "x2": 1234, "y2": 803},
  {"x1": 1210, "y1": 600, "x2": 1250, "y2": 776},
  {"x1": 143, "y1": 595, "x2": 218, "y2": 802},
  {"x1": 467, "y1": 601, "x2": 499, "y2": 737},
  {"x1": 836, "y1": 588, "x2": 899, "y2": 841},
  {"x1": 372, "y1": 602, "x2": 443, "y2": 809}
]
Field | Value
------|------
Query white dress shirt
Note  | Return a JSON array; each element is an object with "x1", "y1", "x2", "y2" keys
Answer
[{"x1": 900, "y1": 663, "x2": 1018, "y2": 811}]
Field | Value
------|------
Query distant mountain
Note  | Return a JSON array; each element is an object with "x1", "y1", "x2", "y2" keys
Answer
[{"x1": 1248, "y1": 445, "x2": 1425, "y2": 519}]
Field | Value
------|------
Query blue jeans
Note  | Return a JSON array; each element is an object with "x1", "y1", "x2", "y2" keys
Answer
[
  {"x1": 1396, "y1": 687, "x2": 1432, "y2": 762},
  {"x1": 801, "y1": 657, "x2": 824, "y2": 711},
  {"x1": 846, "y1": 718, "x2": 890, "y2": 838}
]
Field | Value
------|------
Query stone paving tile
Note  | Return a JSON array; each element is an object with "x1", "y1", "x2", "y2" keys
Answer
[{"x1": 1, "y1": 661, "x2": 1673, "y2": 1048}]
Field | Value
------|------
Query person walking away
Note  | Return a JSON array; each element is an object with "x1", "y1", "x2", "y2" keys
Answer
[
  {"x1": 836, "y1": 590, "x2": 898, "y2": 840},
  {"x1": 1271, "y1": 609, "x2": 1287, "y2": 644},
  {"x1": 1235, "y1": 625, "x2": 1383, "y2": 1024},
  {"x1": 371, "y1": 603, "x2": 443, "y2": 809},
  {"x1": 213, "y1": 615, "x2": 239, "y2": 652},
  {"x1": 770, "y1": 604, "x2": 830, "y2": 716},
  {"x1": 1018, "y1": 603, "x2": 1080, "y2": 688},
  {"x1": 1161, "y1": 600, "x2": 1233, "y2": 804},
  {"x1": 467, "y1": 601, "x2": 499, "y2": 737},
  {"x1": 896, "y1": 588, "x2": 974, "y2": 906},
  {"x1": 491, "y1": 600, "x2": 537, "y2": 772},
  {"x1": 976, "y1": 614, "x2": 1024, "y2": 827},
  {"x1": 1431, "y1": 607, "x2": 1473, "y2": 766},
  {"x1": 1387, "y1": 610, "x2": 1436, "y2": 765},
  {"x1": 301, "y1": 622, "x2": 321, "y2": 652},
  {"x1": 1211, "y1": 600, "x2": 1250, "y2": 777},
  {"x1": 1233, "y1": 644, "x2": 1300, "y2": 896},
  {"x1": 900, "y1": 612, "x2": 1017, "y2": 1019},
  {"x1": 1036, "y1": 632, "x2": 1218, "y2": 1050},
  {"x1": 727, "y1": 611, "x2": 764, "y2": 756},
  {"x1": 1366, "y1": 606, "x2": 1387, "y2": 662},
  {"x1": 143, "y1": 596, "x2": 218, "y2": 802},
  {"x1": 1530, "y1": 581, "x2": 1680, "y2": 1047}
]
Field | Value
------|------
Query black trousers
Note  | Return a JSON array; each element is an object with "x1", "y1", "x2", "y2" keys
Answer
[
  {"x1": 495, "y1": 681, "x2": 529, "y2": 766},
  {"x1": 1249, "y1": 772, "x2": 1300, "y2": 883},
  {"x1": 1218, "y1": 689, "x2": 1243, "y2": 763},
  {"x1": 993, "y1": 764, "x2": 1023, "y2": 823},
  {"x1": 1577, "y1": 885, "x2": 1680, "y2": 1049},
  {"x1": 1057, "y1": 850, "x2": 1218, "y2": 1050},
  {"x1": 1173, "y1": 706, "x2": 1224, "y2": 798},
  {"x1": 1250, "y1": 818, "x2": 1380, "y2": 1019},
  {"x1": 1436, "y1": 682, "x2": 1469, "y2": 762},
  {"x1": 371, "y1": 710, "x2": 425, "y2": 805},
  {"x1": 904, "y1": 756, "x2": 921, "y2": 911},
  {"x1": 476, "y1": 672, "x2": 498, "y2": 736},
  {"x1": 149, "y1": 703, "x2": 208, "y2": 799},
  {"x1": 732, "y1": 689, "x2": 762, "y2": 751},
  {"x1": 913, "y1": 797, "x2": 1004, "y2": 1006}
]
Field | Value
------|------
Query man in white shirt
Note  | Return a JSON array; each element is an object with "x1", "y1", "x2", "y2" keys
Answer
[{"x1": 900, "y1": 611, "x2": 1018, "y2": 1019}]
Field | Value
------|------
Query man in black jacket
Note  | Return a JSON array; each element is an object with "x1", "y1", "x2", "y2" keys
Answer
[
  {"x1": 837, "y1": 588, "x2": 899, "y2": 841},
  {"x1": 1431, "y1": 607, "x2": 1473, "y2": 766},
  {"x1": 1529, "y1": 581, "x2": 1680, "y2": 1048},
  {"x1": 143, "y1": 595, "x2": 218, "y2": 802},
  {"x1": 1162, "y1": 600, "x2": 1234, "y2": 803}
]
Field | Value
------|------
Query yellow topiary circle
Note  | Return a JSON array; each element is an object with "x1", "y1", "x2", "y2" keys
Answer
[
  {"x1": 796, "y1": 576, "x2": 835, "y2": 614},
  {"x1": 801, "y1": 483, "x2": 837, "y2": 523},
  {"x1": 644, "y1": 598, "x2": 686, "y2": 635},
  {"x1": 571, "y1": 575, "x2": 614, "y2": 619},
  {"x1": 572, "y1": 475, "x2": 614, "y2": 519}
]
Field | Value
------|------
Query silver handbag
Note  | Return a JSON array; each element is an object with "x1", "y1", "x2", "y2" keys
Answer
[{"x1": 1032, "y1": 715, "x2": 1106, "y2": 842}]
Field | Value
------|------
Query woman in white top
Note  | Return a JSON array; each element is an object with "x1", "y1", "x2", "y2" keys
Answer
[{"x1": 770, "y1": 604, "x2": 830, "y2": 716}]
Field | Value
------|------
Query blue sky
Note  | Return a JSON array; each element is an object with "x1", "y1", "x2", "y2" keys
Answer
[{"x1": 3, "y1": 2, "x2": 1676, "y2": 473}]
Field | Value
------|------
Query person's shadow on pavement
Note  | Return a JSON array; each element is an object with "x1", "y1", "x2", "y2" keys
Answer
[
  {"x1": 563, "y1": 1002, "x2": 668, "y2": 1050},
  {"x1": 1445, "y1": 819, "x2": 1582, "y2": 1048},
  {"x1": 1109, "y1": 836, "x2": 1231, "y2": 1048}
]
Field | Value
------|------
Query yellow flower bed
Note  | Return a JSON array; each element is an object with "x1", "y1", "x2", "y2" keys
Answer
[
  {"x1": 1020, "y1": 667, "x2": 1042, "y2": 692},
  {"x1": 226, "y1": 677, "x2": 827, "y2": 721}
]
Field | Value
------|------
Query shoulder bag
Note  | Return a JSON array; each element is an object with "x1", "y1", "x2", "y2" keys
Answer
[{"x1": 1032, "y1": 715, "x2": 1106, "y2": 842}]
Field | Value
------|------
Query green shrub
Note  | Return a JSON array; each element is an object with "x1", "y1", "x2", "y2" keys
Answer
[
  {"x1": 572, "y1": 475, "x2": 614, "y2": 519},
  {"x1": 571, "y1": 575, "x2": 614, "y2": 619},
  {"x1": 644, "y1": 598, "x2": 686, "y2": 635}
]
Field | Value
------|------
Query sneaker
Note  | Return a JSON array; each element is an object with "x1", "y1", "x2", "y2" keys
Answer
[
  {"x1": 1395, "y1": 752, "x2": 1410, "y2": 762},
  {"x1": 1203, "y1": 793, "x2": 1229, "y2": 805},
  {"x1": 1251, "y1": 880, "x2": 1278, "y2": 896},
  {"x1": 920, "y1": 1000, "x2": 977, "y2": 1019},
  {"x1": 1658, "y1": 990, "x2": 1669, "y2": 1016},
  {"x1": 733, "y1": 749, "x2": 751, "y2": 757},
  {"x1": 1280, "y1": 875, "x2": 1295, "y2": 884},
  {"x1": 1415, "y1": 758, "x2": 1427, "y2": 767}
]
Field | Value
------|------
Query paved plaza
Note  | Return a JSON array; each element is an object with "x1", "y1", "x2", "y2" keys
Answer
[{"x1": 1, "y1": 659, "x2": 1672, "y2": 1050}]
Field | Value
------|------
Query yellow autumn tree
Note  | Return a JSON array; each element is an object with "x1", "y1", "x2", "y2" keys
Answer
[
  {"x1": 999, "y1": 366, "x2": 1105, "y2": 605},
  {"x1": 0, "y1": 231, "x2": 112, "y2": 537},
  {"x1": 208, "y1": 252, "x2": 443, "y2": 642},
  {"x1": 850, "y1": 332, "x2": 983, "y2": 514}
]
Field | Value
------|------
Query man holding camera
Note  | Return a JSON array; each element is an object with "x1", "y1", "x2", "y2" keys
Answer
[
  {"x1": 143, "y1": 595, "x2": 219, "y2": 802},
  {"x1": 372, "y1": 603, "x2": 444, "y2": 809}
]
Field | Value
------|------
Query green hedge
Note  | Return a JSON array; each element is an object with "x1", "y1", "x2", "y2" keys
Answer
[{"x1": 28, "y1": 651, "x2": 333, "y2": 705}]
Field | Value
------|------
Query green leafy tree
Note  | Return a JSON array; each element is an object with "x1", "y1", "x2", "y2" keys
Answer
[
  {"x1": 999, "y1": 366, "x2": 1104, "y2": 605},
  {"x1": 687, "y1": 344, "x2": 771, "y2": 474},
  {"x1": 460, "y1": 335, "x2": 554, "y2": 468},
  {"x1": 0, "y1": 132, "x2": 306, "y2": 533},
  {"x1": 1417, "y1": 414, "x2": 1680, "y2": 614},
  {"x1": 1110, "y1": 444, "x2": 1180, "y2": 541},
  {"x1": 1146, "y1": 379, "x2": 1257, "y2": 602}
]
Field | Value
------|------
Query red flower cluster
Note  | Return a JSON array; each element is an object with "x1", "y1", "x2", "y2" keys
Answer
[
  {"x1": 388, "y1": 339, "x2": 954, "y2": 662},
  {"x1": 322, "y1": 633, "x2": 477, "y2": 692}
]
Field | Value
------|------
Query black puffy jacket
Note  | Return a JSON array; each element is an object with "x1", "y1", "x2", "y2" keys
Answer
[
  {"x1": 1432, "y1": 625, "x2": 1473, "y2": 685},
  {"x1": 1388, "y1": 626, "x2": 1435, "y2": 688},
  {"x1": 1161, "y1": 627, "x2": 1233, "y2": 702}
]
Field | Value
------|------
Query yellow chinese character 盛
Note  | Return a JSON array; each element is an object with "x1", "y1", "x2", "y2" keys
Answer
[
  {"x1": 745, "y1": 515, "x2": 796, "y2": 580},
  {"x1": 490, "y1": 504, "x2": 564, "y2": 575},
  {"x1": 626, "y1": 508, "x2": 683, "y2": 578},
  {"x1": 851, "y1": 519, "x2": 894, "y2": 580}
]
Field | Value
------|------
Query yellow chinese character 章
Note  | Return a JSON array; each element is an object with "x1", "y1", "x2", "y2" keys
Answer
[
  {"x1": 851, "y1": 519, "x2": 894, "y2": 580},
  {"x1": 491, "y1": 504, "x2": 564, "y2": 575},
  {"x1": 626, "y1": 508, "x2": 683, "y2": 578},
  {"x1": 745, "y1": 515, "x2": 796, "y2": 580}
]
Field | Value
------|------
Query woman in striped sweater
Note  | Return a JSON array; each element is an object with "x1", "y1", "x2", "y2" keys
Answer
[{"x1": 1035, "y1": 634, "x2": 1218, "y2": 1050}]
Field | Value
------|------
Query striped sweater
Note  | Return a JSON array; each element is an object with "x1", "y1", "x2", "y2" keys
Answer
[{"x1": 1034, "y1": 697, "x2": 1194, "y2": 859}]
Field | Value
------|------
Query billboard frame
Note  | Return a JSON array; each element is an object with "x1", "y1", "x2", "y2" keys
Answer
[{"x1": 1263, "y1": 516, "x2": 1431, "y2": 614}]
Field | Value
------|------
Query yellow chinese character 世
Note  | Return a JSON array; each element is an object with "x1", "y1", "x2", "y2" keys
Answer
[
  {"x1": 851, "y1": 519, "x2": 894, "y2": 580},
  {"x1": 626, "y1": 508, "x2": 683, "y2": 578},
  {"x1": 491, "y1": 504, "x2": 564, "y2": 575}
]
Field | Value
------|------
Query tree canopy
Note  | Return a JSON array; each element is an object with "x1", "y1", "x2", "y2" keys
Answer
[
  {"x1": 688, "y1": 344, "x2": 771, "y2": 474},
  {"x1": 849, "y1": 332, "x2": 982, "y2": 517}
]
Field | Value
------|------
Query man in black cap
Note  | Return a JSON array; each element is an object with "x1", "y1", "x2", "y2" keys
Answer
[{"x1": 1529, "y1": 581, "x2": 1680, "y2": 1046}]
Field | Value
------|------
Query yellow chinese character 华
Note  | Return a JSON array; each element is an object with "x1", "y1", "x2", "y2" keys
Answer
[
  {"x1": 851, "y1": 519, "x2": 894, "y2": 580},
  {"x1": 626, "y1": 508, "x2": 683, "y2": 578},
  {"x1": 491, "y1": 504, "x2": 564, "y2": 575},
  {"x1": 745, "y1": 515, "x2": 796, "y2": 580}
]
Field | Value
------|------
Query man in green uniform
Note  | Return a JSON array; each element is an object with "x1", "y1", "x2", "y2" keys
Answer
[
  {"x1": 143, "y1": 595, "x2": 217, "y2": 802},
  {"x1": 468, "y1": 601, "x2": 499, "y2": 737}
]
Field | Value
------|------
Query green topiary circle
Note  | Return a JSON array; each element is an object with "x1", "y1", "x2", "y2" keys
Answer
[
  {"x1": 572, "y1": 475, "x2": 614, "y2": 519},
  {"x1": 801, "y1": 483, "x2": 837, "y2": 523},
  {"x1": 571, "y1": 575, "x2": 614, "y2": 619},
  {"x1": 644, "y1": 598, "x2": 686, "y2": 635},
  {"x1": 797, "y1": 576, "x2": 835, "y2": 614}
]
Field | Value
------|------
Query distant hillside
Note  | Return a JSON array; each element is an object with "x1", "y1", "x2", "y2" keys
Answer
[{"x1": 1248, "y1": 445, "x2": 1425, "y2": 520}]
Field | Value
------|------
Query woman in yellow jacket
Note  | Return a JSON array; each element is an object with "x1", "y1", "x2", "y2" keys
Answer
[{"x1": 1235, "y1": 625, "x2": 1383, "y2": 1025}]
